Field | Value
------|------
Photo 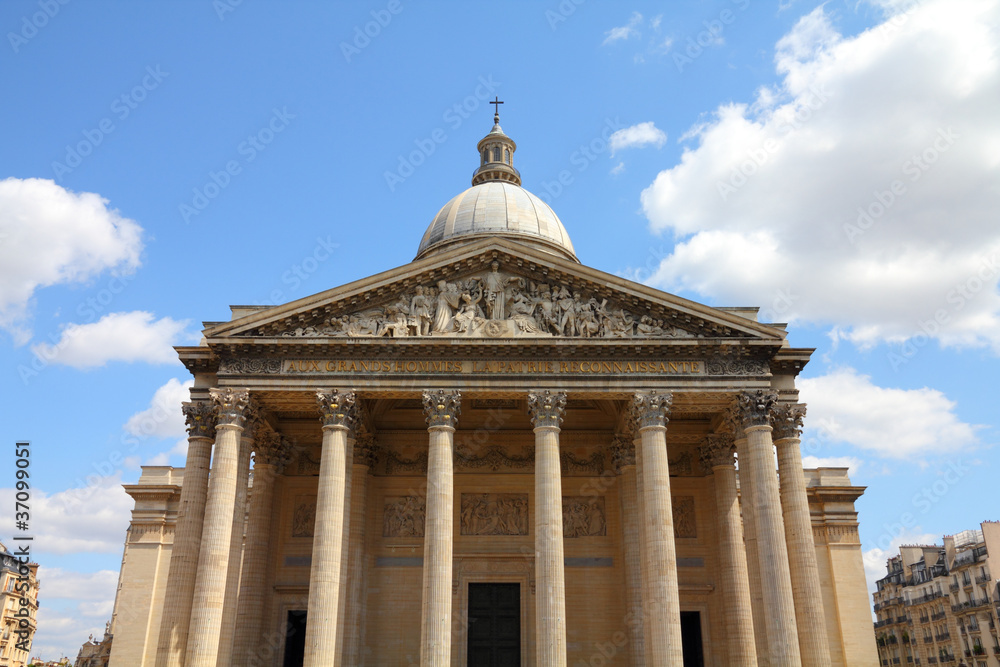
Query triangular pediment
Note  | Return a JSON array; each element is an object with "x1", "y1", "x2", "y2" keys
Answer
[{"x1": 204, "y1": 238, "x2": 785, "y2": 343}]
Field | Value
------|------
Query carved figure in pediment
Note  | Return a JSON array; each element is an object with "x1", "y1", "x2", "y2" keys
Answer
[
  {"x1": 637, "y1": 315, "x2": 663, "y2": 336},
  {"x1": 510, "y1": 290, "x2": 543, "y2": 333},
  {"x1": 410, "y1": 285, "x2": 433, "y2": 336},
  {"x1": 480, "y1": 261, "x2": 515, "y2": 320},
  {"x1": 433, "y1": 280, "x2": 462, "y2": 333},
  {"x1": 454, "y1": 285, "x2": 485, "y2": 333},
  {"x1": 534, "y1": 284, "x2": 560, "y2": 334},
  {"x1": 556, "y1": 288, "x2": 578, "y2": 336},
  {"x1": 378, "y1": 299, "x2": 412, "y2": 337}
]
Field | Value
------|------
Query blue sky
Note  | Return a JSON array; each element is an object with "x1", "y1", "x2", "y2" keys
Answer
[{"x1": 1, "y1": 0, "x2": 998, "y2": 659}]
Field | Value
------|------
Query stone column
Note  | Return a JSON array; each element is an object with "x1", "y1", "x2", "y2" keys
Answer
[
  {"x1": 632, "y1": 391, "x2": 684, "y2": 666},
  {"x1": 217, "y1": 424, "x2": 253, "y2": 666},
  {"x1": 529, "y1": 391, "x2": 569, "y2": 667},
  {"x1": 700, "y1": 434, "x2": 757, "y2": 667},
  {"x1": 420, "y1": 390, "x2": 460, "y2": 666},
  {"x1": 185, "y1": 388, "x2": 255, "y2": 667},
  {"x1": 344, "y1": 434, "x2": 378, "y2": 664},
  {"x1": 735, "y1": 427, "x2": 769, "y2": 666},
  {"x1": 304, "y1": 390, "x2": 357, "y2": 667},
  {"x1": 154, "y1": 401, "x2": 216, "y2": 667},
  {"x1": 334, "y1": 430, "x2": 355, "y2": 664},
  {"x1": 612, "y1": 433, "x2": 645, "y2": 666},
  {"x1": 732, "y1": 390, "x2": 802, "y2": 667},
  {"x1": 773, "y1": 404, "x2": 831, "y2": 667},
  {"x1": 232, "y1": 430, "x2": 290, "y2": 664},
  {"x1": 634, "y1": 431, "x2": 654, "y2": 666}
]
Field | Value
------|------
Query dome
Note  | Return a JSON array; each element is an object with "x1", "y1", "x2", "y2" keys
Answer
[
  {"x1": 416, "y1": 107, "x2": 579, "y2": 262},
  {"x1": 416, "y1": 182, "x2": 577, "y2": 261}
]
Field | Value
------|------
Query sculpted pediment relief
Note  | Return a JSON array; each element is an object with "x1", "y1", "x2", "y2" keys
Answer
[{"x1": 242, "y1": 261, "x2": 701, "y2": 340}]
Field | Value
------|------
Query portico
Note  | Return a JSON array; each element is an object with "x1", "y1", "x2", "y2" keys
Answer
[{"x1": 109, "y1": 110, "x2": 877, "y2": 667}]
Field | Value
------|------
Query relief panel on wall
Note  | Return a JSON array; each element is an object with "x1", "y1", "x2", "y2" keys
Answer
[
  {"x1": 562, "y1": 496, "x2": 607, "y2": 537},
  {"x1": 382, "y1": 496, "x2": 426, "y2": 537},
  {"x1": 460, "y1": 493, "x2": 528, "y2": 535},
  {"x1": 292, "y1": 496, "x2": 317, "y2": 537}
]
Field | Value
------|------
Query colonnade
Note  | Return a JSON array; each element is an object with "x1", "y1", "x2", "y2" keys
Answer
[{"x1": 153, "y1": 386, "x2": 832, "y2": 667}]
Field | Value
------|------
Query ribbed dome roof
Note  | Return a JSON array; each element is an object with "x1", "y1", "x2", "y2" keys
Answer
[{"x1": 416, "y1": 181, "x2": 578, "y2": 262}]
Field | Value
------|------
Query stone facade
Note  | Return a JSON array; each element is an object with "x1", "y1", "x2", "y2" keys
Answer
[
  {"x1": 0, "y1": 542, "x2": 39, "y2": 667},
  {"x1": 106, "y1": 113, "x2": 878, "y2": 666}
]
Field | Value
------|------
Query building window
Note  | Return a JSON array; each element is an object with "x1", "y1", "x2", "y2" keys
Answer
[
  {"x1": 493, "y1": 146, "x2": 501, "y2": 162},
  {"x1": 504, "y1": 148, "x2": 510, "y2": 164}
]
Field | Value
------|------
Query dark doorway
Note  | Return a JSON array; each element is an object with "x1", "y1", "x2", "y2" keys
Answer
[
  {"x1": 283, "y1": 609, "x2": 307, "y2": 667},
  {"x1": 467, "y1": 582, "x2": 521, "y2": 666},
  {"x1": 680, "y1": 611, "x2": 705, "y2": 667}
]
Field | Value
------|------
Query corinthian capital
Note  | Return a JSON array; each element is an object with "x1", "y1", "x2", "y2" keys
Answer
[
  {"x1": 182, "y1": 401, "x2": 217, "y2": 439},
  {"x1": 423, "y1": 390, "x2": 461, "y2": 429},
  {"x1": 772, "y1": 403, "x2": 807, "y2": 441},
  {"x1": 354, "y1": 433, "x2": 379, "y2": 468},
  {"x1": 316, "y1": 389, "x2": 357, "y2": 429},
  {"x1": 631, "y1": 390, "x2": 672, "y2": 430},
  {"x1": 527, "y1": 390, "x2": 566, "y2": 429},
  {"x1": 699, "y1": 433, "x2": 736, "y2": 470},
  {"x1": 254, "y1": 430, "x2": 291, "y2": 468},
  {"x1": 729, "y1": 389, "x2": 778, "y2": 429},
  {"x1": 209, "y1": 388, "x2": 255, "y2": 428},
  {"x1": 611, "y1": 433, "x2": 636, "y2": 473}
]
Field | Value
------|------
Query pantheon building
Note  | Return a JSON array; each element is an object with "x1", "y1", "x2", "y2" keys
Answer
[{"x1": 108, "y1": 111, "x2": 877, "y2": 666}]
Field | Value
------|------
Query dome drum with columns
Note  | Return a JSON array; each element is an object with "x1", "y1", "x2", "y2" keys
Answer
[{"x1": 107, "y1": 104, "x2": 879, "y2": 667}]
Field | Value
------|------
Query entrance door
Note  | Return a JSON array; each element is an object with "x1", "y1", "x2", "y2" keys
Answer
[
  {"x1": 467, "y1": 583, "x2": 521, "y2": 666},
  {"x1": 283, "y1": 610, "x2": 307, "y2": 667},
  {"x1": 680, "y1": 611, "x2": 705, "y2": 667}
]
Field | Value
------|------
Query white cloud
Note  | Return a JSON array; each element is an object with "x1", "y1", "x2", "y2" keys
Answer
[
  {"x1": 0, "y1": 178, "x2": 143, "y2": 343},
  {"x1": 603, "y1": 11, "x2": 643, "y2": 45},
  {"x1": 638, "y1": 0, "x2": 1000, "y2": 351},
  {"x1": 610, "y1": 162, "x2": 626, "y2": 176},
  {"x1": 31, "y1": 311, "x2": 190, "y2": 369},
  {"x1": 124, "y1": 378, "x2": 193, "y2": 439},
  {"x1": 609, "y1": 121, "x2": 668, "y2": 155},
  {"x1": 802, "y1": 455, "x2": 863, "y2": 476},
  {"x1": 798, "y1": 367, "x2": 979, "y2": 458},
  {"x1": 0, "y1": 474, "x2": 132, "y2": 554}
]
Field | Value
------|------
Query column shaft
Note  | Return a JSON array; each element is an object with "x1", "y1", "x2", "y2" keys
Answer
[
  {"x1": 744, "y1": 424, "x2": 802, "y2": 666},
  {"x1": 635, "y1": 436, "x2": 653, "y2": 667},
  {"x1": 186, "y1": 422, "x2": 244, "y2": 666},
  {"x1": 343, "y1": 448, "x2": 373, "y2": 664},
  {"x1": 334, "y1": 437, "x2": 354, "y2": 664},
  {"x1": 712, "y1": 461, "x2": 758, "y2": 666},
  {"x1": 155, "y1": 402, "x2": 214, "y2": 667},
  {"x1": 303, "y1": 423, "x2": 351, "y2": 666},
  {"x1": 638, "y1": 425, "x2": 684, "y2": 665},
  {"x1": 420, "y1": 426, "x2": 455, "y2": 665},
  {"x1": 617, "y1": 457, "x2": 645, "y2": 666},
  {"x1": 535, "y1": 426, "x2": 567, "y2": 665},
  {"x1": 232, "y1": 460, "x2": 279, "y2": 664},
  {"x1": 775, "y1": 422, "x2": 831, "y2": 667},
  {"x1": 217, "y1": 434, "x2": 251, "y2": 665},
  {"x1": 736, "y1": 434, "x2": 769, "y2": 666}
]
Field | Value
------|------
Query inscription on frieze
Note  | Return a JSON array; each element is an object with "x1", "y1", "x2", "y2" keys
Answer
[
  {"x1": 563, "y1": 496, "x2": 607, "y2": 538},
  {"x1": 460, "y1": 493, "x2": 528, "y2": 536}
]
